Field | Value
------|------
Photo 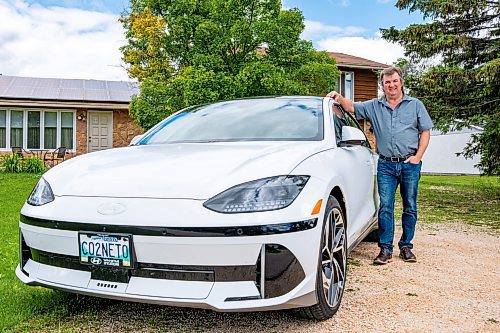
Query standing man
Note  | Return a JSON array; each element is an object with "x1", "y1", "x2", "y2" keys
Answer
[{"x1": 327, "y1": 66, "x2": 433, "y2": 265}]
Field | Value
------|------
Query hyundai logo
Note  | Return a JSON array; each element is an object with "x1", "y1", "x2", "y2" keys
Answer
[
  {"x1": 90, "y1": 257, "x2": 102, "y2": 265},
  {"x1": 97, "y1": 202, "x2": 126, "y2": 215}
]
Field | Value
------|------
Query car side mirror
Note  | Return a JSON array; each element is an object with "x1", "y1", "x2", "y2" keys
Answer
[
  {"x1": 339, "y1": 126, "x2": 366, "y2": 146},
  {"x1": 129, "y1": 134, "x2": 144, "y2": 146}
]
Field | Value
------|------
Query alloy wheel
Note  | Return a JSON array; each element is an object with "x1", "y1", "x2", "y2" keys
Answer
[{"x1": 321, "y1": 206, "x2": 346, "y2": 308}]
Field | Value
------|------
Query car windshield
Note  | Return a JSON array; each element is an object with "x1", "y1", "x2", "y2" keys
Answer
[{"x1": 140, "y1": 98, "x2": 323, "y2": 144}]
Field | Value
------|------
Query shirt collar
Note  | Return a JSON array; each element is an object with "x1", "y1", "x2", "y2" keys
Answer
[{"x1": 379, "y1": 93, "x2": 411, "y2": 107}]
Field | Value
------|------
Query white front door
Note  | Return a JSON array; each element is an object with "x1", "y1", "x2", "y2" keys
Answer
[{"x1": 88, "y1": 112, "x2": 112, "y2": 153}]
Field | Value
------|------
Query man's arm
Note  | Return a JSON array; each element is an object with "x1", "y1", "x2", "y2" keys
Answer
[
  {"x1": 405, "y1": 129, "x2": 430, "y2": 164},
  {"x1": 326, "y1": 91, "x2": 354, "y2": 113}
]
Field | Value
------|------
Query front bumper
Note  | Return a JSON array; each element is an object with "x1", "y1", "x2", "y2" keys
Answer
[{"x1": 18, "y1": 216, "x2": 321, "y2": 311}]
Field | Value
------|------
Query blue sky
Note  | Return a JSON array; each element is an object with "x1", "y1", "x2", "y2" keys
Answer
[
  {"x1": 0, "y1": 0, "x2": 426, "y2": 80},
  {"x1": 285, "y1": 0, "x2": 424, "y2": 39}
]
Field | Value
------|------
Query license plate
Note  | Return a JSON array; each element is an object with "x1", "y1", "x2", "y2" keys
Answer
[{"x1": 78, "y1": 232, "x2": 133, "y2": 269}]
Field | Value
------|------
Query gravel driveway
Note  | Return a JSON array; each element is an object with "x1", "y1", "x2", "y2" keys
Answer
[{"x1": 56, "y1": 222, "x2": 499, "y2": 333}]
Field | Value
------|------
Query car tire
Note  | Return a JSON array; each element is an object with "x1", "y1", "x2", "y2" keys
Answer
[
  {"x1": 364, "y1": 228, "x2": 380, "y2": 242},
  {"x1": 298, "y1": 195, "x2": 347, "y2": 321}
]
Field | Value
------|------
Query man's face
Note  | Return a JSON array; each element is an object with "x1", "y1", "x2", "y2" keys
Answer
[{"x1": 382, "y1": 72, "x2": 403, "y2": 99}]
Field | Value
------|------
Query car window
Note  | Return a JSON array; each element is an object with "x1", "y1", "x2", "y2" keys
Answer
[
  {"x1": 140, "y1": 98, "x2": 324, "y2": 144},
  {"x1": 332, "y1": 104, "x2": 371, "y2": 148},
  {"x1": 332, "y1": 105, "x2": 349, "y2": 145}
]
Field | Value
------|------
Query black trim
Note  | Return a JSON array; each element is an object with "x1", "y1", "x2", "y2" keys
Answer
[
  {"x1": 264, "y1": 244, "x2": 305, "y2": 298},
  {"x1": 28, "y1": 249, "x2": 257, "y2": 283},
  {"x1": 20, "y1": 215, "x2": 317, "y2": 237}
]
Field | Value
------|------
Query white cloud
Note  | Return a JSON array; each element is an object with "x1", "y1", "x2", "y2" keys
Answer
[
  {"x1": 377, "y1": 0, "x2": 392, "y2": 3},
  {"x1": 317, "y1": 36, "x2": 405, "y2": 66},
  {"x1": 0, "y1": 0, "x2": 129, "y2": 81},
  {"x1": 302, "y1": 19, "x2": 365, "y2": 41}
]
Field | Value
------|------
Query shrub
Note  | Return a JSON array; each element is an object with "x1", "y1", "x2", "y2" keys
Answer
[
  {"x1": 2, "y1": 154, "x2": 23, "y2": 173},
  {"x1": 23, "y1": 156, "x2": 48, "y2": 174},
  {"x1": 1, "y1": 154, "x2": 47, "y2": 174}
]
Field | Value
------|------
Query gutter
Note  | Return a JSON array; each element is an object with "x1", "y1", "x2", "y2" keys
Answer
[{"x1": 0, "y1": 99, "x2": 130, "y2": 110}]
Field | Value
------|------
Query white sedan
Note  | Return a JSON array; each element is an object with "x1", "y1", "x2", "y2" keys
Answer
[{"x1": 16, "y1": 96, "x2": 378, "y2": 320}]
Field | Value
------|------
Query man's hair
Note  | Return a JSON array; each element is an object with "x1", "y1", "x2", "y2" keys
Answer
[{"x1": 379, "y1": 66, "x2": 404, "y2": 86}]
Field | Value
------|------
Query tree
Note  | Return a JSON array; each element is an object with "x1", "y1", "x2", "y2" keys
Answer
[
  {"x1": 121, "y1": 0, "x2": 340, "y2": 130},
  {"x1": 381, "y1": 0, "x2": 499, "y2": 175}
]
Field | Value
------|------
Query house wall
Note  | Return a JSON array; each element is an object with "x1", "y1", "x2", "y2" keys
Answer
[
  {"x1": 113, "y1": 110, "x2": 143, "y2": 148},
  {"x1": 0, "y1": 105, "x2": 142, "y2": 163},
  {"x1": 74, "y1": 109, "x2": 143, "y2": 156}
]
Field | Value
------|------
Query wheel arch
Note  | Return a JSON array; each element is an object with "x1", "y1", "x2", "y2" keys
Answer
[{"x1": 329, "y1": 186, "x2": 347, "y2": 227}]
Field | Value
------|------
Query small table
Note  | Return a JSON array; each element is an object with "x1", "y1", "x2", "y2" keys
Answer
[{"x1": 29, "y1": 149, "x2": 49, "y2": 159}]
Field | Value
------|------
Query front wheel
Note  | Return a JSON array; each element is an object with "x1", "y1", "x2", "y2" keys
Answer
[{"x1": 298, "y1": 196, "x2": 347, "y2": 320}]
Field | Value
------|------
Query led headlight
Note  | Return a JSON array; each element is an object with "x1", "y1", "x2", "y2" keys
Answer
[
  {"x1": 203, "y1": 175, "x2": 309, "y2": 213},
  {"x1": 27, "y1": 178, "x2": 55, "y2": 206}
]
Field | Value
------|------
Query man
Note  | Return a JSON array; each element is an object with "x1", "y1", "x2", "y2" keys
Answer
[{"x1": 327, "y1": 66, "x2": 433, "y2": 265}]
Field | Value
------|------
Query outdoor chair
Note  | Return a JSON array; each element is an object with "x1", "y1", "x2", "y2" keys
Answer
[
  {"x1": 44, "y1": 147, "x2": 67, "y2": 167},
  {"x1": 11, "y1": 147, "x2": 32, "y2": 159}
]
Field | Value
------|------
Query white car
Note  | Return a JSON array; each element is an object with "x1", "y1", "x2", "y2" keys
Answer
[{"x1": 16, "y1": 96, "x2": 378, "y2": 320}]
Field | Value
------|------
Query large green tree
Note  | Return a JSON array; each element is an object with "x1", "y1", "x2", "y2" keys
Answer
[
  {"x1": 381, "y1": 0, "x2": 499, "y2": 175},
  {"x1": 121, "y1": 0, "x2": 339, "y2": 130}
]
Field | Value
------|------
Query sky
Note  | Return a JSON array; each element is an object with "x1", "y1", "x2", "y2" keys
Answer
[{"x1": 0, "y1": 0, "x2": 426, "y2": 81}]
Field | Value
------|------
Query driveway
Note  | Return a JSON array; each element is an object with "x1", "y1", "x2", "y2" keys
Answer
[{"x1": 48, "y1": 222, "x2": 500, "y2": 333}]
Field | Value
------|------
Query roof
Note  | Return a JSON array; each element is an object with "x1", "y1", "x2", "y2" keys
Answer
[
  {"x1": 328, "y1": 52, "x2": 389, "y2": 70},
  {"x1": 0, "y1": 75, "x2": 139, "y2": 103}
]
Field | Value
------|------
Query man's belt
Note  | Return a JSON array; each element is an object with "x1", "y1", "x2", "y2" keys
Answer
[{"x1": 379, "y1": 154, "x2": 414, "y2": 162}]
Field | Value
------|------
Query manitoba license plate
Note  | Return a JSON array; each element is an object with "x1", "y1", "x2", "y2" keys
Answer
[{"x1": 79, "y1": 232, "x2": 133, "y2": 269}]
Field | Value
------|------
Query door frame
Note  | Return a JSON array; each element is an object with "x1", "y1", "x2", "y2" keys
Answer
[{"x1": 87, "y1": 111, "x2": 113, "y2": 153}]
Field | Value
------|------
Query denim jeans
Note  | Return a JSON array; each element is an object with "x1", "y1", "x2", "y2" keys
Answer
[{"x1": 377, "y1": 159, "x2": 422, "y2": 253}]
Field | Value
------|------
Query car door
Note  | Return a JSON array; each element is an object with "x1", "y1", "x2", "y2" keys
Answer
[{"x1": 331, "y1": 104, "x2": 377, "y2": 241}]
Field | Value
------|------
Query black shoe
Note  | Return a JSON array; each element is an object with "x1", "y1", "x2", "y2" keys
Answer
[
  {"x1": 399, "y1": 247, "x2": 417, "y2": 262},
  {"x1": 373, "y1": 248, "x2": 392, "y2": 265}
]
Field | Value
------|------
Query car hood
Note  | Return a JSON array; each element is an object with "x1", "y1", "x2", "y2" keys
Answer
[{"x1": 44, "y1": 141, "x2": 327, "y2": 199}]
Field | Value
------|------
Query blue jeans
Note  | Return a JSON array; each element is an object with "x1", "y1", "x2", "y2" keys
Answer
[{"x1": 377, "y1": 159, "x2": 422, "y2": 253}]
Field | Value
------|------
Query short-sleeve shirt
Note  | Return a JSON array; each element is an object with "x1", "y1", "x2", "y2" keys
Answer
[{"x1": 354, "y1": 95, "x2": 433, "y2": 157}]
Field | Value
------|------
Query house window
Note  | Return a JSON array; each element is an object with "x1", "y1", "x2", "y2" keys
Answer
[
  {"x1": 44, "y1": 112, "x2": 57, "y2": 149},
  {"x1": 0, "y1": 110, "x2": 75, "y2": 151},
  {"x1": 10, "y1": 111, "x2": 23, "y2": 148},
  {"x1": 337, "y1": 72, "x2": 354, "y2": 101},
  {"x1": 28, "y1": 111, "x2": 41, "y2": 149},
  {"x1": 61, "y1": 112, "x2": 74, "y2": 149},
  {"x1": 0, "y1": 110, "x2": 5, "y2": 148}
]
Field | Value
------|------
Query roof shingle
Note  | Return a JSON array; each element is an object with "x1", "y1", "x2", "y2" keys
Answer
[{"x1": 329, "y1": 52, "x2": 389, "y2": 70}]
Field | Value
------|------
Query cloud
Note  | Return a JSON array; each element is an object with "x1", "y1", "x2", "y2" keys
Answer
[
  {"x1": 332, "y1": 0, "x2": 350, "y2": 6},
  {"x1": 317, "y1": 36, "x2": 405, "y2": 66},
  {"x1": 377, "y1": 0, "x2": 393, "y2": 3},
  {"x1": 302, "y1": 20, "x2": 365, "y2": 41},
  {"x1": 0, "y1": 0, "x2": 129, "y2": 80}
]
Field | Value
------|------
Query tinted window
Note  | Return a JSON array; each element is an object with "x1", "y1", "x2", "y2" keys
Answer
[{"x1": 141, "y1": 98, "x2": 323, "y2": 144}]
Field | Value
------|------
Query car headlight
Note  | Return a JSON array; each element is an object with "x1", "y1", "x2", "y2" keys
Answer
[
  {"x1": 27, "y1": 178, "x2": 55, "y2": 206},
  {"x1": 203, "y1": 175, "x2": 309, "y2": 213}
]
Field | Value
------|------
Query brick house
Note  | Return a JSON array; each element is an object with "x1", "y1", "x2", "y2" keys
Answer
[
  {"x1": 0, "y1": 75, "x2": 142, "y2": 158},
  {"x1": 0, "y1": 53, "x2": 387, "y2": 157},
  {"x1": 329, "y1": 52, "x2": 389, "y2": 147}
]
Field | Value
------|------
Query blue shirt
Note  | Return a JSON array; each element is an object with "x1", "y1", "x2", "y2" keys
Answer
[{"x1": 354, "y1": 95, "x2": 433, "y2": 157}]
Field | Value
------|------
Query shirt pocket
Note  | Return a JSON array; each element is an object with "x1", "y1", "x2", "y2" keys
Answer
[{"x1": 399, "y1": 109, "x2": 416, "y2": 125}]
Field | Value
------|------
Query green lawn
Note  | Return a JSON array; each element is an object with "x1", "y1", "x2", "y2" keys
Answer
[{"x1": 0, "y1": 173, "x2": 498, "y2": 331}]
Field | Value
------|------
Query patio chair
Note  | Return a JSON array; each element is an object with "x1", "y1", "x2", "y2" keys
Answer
[
  {"x1": 11, "y1": 147, "x2": 32, "y2": 159},
  {"x1": 44, "y1": 147, "x2": 67, "y2": 167}
]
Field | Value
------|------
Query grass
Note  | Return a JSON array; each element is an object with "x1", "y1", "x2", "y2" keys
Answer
[
  {"x1": 0, "y1": 173, "x2": 73, "y2": 331},
  {"x1": 400, "y1": 175, "x2": 500, "y2": 229},
  {"x1": 0, "y1": 173, "x2": 498, "y2": 331}
]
